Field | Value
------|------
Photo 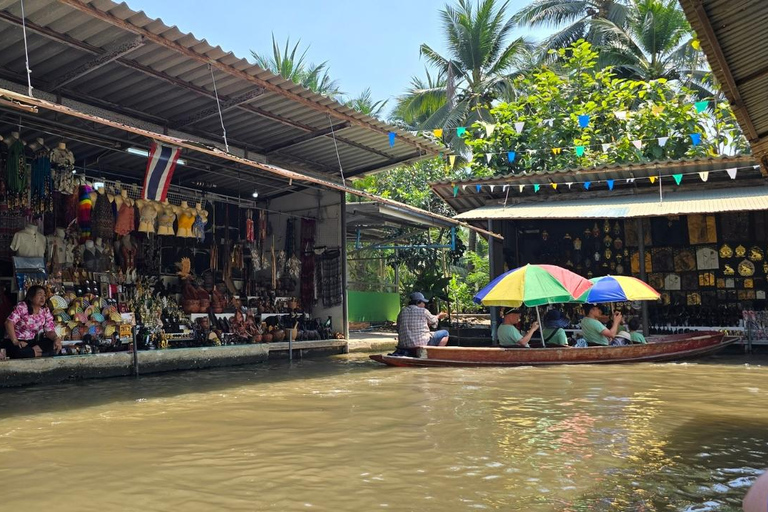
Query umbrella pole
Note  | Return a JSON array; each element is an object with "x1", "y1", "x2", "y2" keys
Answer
[{"x1": 536, "y1": 306, "x2": 546, "y2": 348}]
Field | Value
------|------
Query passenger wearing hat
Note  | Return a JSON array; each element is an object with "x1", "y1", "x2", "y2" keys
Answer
[
  {"x1": 497, "y1": 307, "x2": 539, "y2": 348},
  {"x1": 580, "y1": 304, "x2": 623, "y2": 346},
  {"x1": 542, "y1": 309, "x2": 570, "y2": 347},
  {"x1": 612, "y1": 330, "x2": 632, "y2": 346},
  {"x1": 393, "y1": 291, "x2": 449, "y2": 357}
]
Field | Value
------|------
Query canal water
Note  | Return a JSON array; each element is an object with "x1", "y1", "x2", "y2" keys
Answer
[{"x1": 1, "y1": 354, "x2": 766, "y2": 511}]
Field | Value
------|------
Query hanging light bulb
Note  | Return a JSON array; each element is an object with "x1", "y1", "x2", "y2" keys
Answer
[{"x1": 251, "y1": 190, "x2": 259, "y2": 198}]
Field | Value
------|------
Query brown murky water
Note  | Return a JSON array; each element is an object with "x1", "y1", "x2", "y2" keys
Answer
[{"x1": 1, "y1": 354, "x2": 767, "y2": 511}]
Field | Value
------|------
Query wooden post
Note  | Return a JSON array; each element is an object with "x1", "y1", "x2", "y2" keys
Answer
[
  {"x1": 637, "y1": 218, "x2": 650, "y2": 337},
  {"x1": 489, "y1": 220, "x2": 499, "y2": 344},
  {"x1": 340, "y1": 192, "x2": 349, "y2": 341}
]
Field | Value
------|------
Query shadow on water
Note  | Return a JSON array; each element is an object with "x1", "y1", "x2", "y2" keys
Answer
[
  {"x1": 561, "y1": 416, "x2": 768, "y2": 512},
  {"x1": 0, "y1": 354, "x2": 386, "y2": 420}
]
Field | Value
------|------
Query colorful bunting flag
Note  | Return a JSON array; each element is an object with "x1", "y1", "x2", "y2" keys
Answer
[
  {"x1": 484, "y1": 123, "x2": 496, "y2": 137},
  {"x1": 584, "y1": 182, "x2": 591, "y2": 190},
  {"x1": 692, "y1": 39, "x2": 701, "y2": 50},
  {"x1": 658, "y1": 136, "x2": 669, "y2": 147},
  {"x1": 514, "y1": 122, "x2": 525, "y2": 134},
  {"x1": 533, "y1": 184, "x2": 540, "y2": 193},
  {"x1": 673, "y1": 174, "x2": 683, "y2": 185},
  {"x1": 632, "y1": 140, "x2": 643, "y2": 150},
  {"x1": 695, "y1": 100, "x2": 709, "y2": 113},
  {"x1": 615, "y1": 111, "x2": 628, "y2": 120},
  {"x1": 502, "y1": 185, "x2": 509, "y2": 192},
  {"x1": 543, "y1": 118, "x2": 554, "y2": 127},
  {"x1": 490, "y1": 185, "x2": 496, "y2": 193},
  {"x1": 601, "y1": 143, "x2": 611, "y2": 152},
  {"x1": 651, "y1": 105, "x2": 665, "y2": 116},
  {"x1": 626, "y1": 178, "x2": 635, "y2": 183},
  {"x1": 727, "y1": 168, "x2": 738, "y2": 179},
  {"x1": 552, "y1": 147, "x2": 562, "y2": 155},
  {"x1": 578, "y1": 115, "x2": 590, "y2": 128},
  {"x1": 699, "y1": 172, "x2": 709, "y2": 182},
  {"x1": 607, "y1": 180, "x2": 614, "y2": 190},
  {"x1": 456, "y1": 127, "x2": 467, "y2": 137},
  {"x1": 575, "y1": 146, "x2": 585, "y2": 157},
  {"x1": 566, "y1": 182, "x2": 573, "y2": 189},
  {"x1": 449, "y1": 155, "x2": 457, "y2": 167},
  {"x1": 433, "y1": 128, "x2": 443, "y2": 138},
  {"x1": 649, "y1": 176, "x2": 657, "y2": 184},
  {"x1": 551, "y1": 183, "x2": 558, "y2": 190},
  {"x1": 689, "y1": 133, "x2": 702, "y2": 146},
  {"x1": 485, "y1": 153, "x2": 493, "y2": 163},
  {"x1": 518, "y1": 185, "x2": 525, "y2": 193},
  {"x1": 507, "y1": 151, "x2": 516, "y2": 163},
  {"x1": 475, "y1": 184, "x2": 481, "y2": 192},
  {"x1": 462, "y1": 185, "x2": 468, "y2": 191},
  {"x1": 388, "y1": 132, "x2": 396, "y2": 147},
  {"x1": 453, "y1": 184, "x2": 458, "y2": 197}
]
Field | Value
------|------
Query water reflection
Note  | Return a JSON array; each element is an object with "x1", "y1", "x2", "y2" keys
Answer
[{"x1": 0, "y1": 356, "x2": 766, "y2": 511}]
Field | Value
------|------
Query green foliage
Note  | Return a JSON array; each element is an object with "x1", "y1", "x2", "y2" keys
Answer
[
  {"x1": 393, "y1": 0, "x2": 528, "y2": 146},
  {"x1": 448, "y1": 250, "x2": 491, "y2": 312},
  {"x1": 251, "y1": 34, "x2": 342, "y2": 97},
  {"x1": 341, "y1": 88, "x2": 388, "y2": 119},
  {"x1": 464, "y1": 41, "x2": 748, "y2": 176}
]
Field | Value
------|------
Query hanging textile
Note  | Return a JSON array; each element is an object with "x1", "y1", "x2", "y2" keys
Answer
[
  {"x1": 285, "y1": 218, "x2": 295, "y2": 257},
  {"x1": 31, "y1": 146, "x2": 52, "y2": 214},
  {"x1": 245, "y1": 209, "x2": 254, "y2": 243},
  {"x1": 5, "y1": 139, "x2": 26, "y2": 209},
  {"x1": 300, "y1": 219, "x2": 316, "y2": 309},
  {"x1": 319, "y1": 249, "x2": 342, "y2": 307},
  {"x1": 78, "y1": 184, "x2": 93, "y2": 242},
  {"x1": 91, "y1": 192, "x2": 115, "y2": 241}
]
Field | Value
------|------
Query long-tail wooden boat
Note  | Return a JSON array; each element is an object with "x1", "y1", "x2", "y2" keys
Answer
[{"x1": 370, "y1": 332, "x2": 738, "y2": 367}]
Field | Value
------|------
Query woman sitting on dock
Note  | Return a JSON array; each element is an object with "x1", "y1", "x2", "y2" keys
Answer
[{"x1": 2, "y1": 285, "x2": 62, "y2": 358}]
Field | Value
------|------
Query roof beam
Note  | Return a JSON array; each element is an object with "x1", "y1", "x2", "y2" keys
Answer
[
  {"x1": 48, "y1": 35, "x2": 145, "y2": 90},
  {"x1": 57, "y1": 0, "x2": 439, "y2": 156},
  {"x1": 688, "y1": 0, "x2": 759, "y2": 141},
  {"x1": 263, "y1": 121, "x2": 350, "y2": 153},
  {"x1": 170, "y1": 87, "x2": 266, "y2": 128}
]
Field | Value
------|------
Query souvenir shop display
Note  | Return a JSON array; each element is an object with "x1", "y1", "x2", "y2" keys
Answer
[
  {"x1": 509, "y1": 211, "x2": 768, "y2": 332},
  {"x1": 0, "y1": 134, "x2": 338, "y2": 359}
]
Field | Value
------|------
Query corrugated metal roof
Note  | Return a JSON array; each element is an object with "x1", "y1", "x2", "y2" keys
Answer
[
  {"x1": 431, "y1": 156, "x2": 761, "y2": 214},
  {"x1": 454, "y1": 185, "x2": 768, "y2": 220},
  {"x1": 679, "y1": 0, "x2": 768, "y2": 170},
  {"x1": 0, "y1": 0, "x2": 442, "y2": 199}
]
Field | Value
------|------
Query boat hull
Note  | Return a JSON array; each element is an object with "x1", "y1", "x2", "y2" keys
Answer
[{"x1": 370, "y1": 332, "x2": 738, "y2": 367}]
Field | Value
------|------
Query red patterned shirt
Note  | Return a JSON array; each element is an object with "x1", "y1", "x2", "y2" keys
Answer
[{"x1": 7, "y1": 302, "x2": 55, "y2": 340}]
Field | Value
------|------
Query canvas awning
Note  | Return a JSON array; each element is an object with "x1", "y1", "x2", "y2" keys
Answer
[{"x1": 454, "y1": 186, "x2": 768, "y2": 221}]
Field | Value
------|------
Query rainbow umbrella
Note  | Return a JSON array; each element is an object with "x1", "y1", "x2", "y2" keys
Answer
[
  {"x1": 576, "y1": 275, "x2": 660, "y2": 303},
  {"x1": 474, "y1": 264, "x2": 593, "y2": 307}
]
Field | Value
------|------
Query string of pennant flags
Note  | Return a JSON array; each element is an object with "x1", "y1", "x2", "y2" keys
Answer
[
  {"x1": 449, "y1": 164, "x2": 759, "y2": 198},
  {"x1": 384, "y1": 100, "x2": 714, "y2": 152},
  {"x1": 445, "y1": 132, "x2": 705, "y2": 168}
]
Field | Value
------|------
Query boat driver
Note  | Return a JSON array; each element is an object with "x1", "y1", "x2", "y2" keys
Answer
[
  {"x1": 392, "y1": 292, "x2": 448, "y2": 357},
  {"x1": 579, "y1": 304, "x2": 623, "y2": 346}
]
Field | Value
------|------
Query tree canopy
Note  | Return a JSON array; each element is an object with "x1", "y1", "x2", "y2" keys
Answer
[{"x1": 463, "y1": 41, "x2": 747, "y2": 177}]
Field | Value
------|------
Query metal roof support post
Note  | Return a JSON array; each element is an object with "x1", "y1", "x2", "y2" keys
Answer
[
  {"x1": 341, "y1": 192, "x2": 349, "y2": 344},
  {"x1": 488, "y1": 219, "x2": 499, "y2": 344},
  {"x1": 637, "y1": 218, "x2": 650, "y2": 337}
]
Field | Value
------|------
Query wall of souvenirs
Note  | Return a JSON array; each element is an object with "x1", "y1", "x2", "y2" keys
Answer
[
  {"x1": 0, "y1": 134, "x2": 345, "y2": 356},
  {"x1": 506, "y1": 210, "x2": 768, "y2": 328}
]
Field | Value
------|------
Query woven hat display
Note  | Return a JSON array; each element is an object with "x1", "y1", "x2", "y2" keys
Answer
[
  {"x1": 104, "y1": 325, "x2": 116, "y2": 337},
  {"x1": 91, "y1": 312, "x2": 105, "y2": 322},
  {"x1": 110, "y1": 312, "x2": 123, "y2": 322},
  {"x1": 75, "y1": 312, "x2": 88, "y2": 324}
]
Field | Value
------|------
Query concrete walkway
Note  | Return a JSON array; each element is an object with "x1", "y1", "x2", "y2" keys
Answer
[{"x1": 347, "y1": 331, "x2": 398, "y2": 353}]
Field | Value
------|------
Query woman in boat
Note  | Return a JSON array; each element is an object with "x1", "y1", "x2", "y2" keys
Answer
[
  {"x1": 580, "y1": 304, "x2": 623, "y2": 346},
  {"x1": 498, "y1": 307, "x2": 539, "y2": 348},
  {"x1": 542, "y1": 309, "x2": 570, "y2": 347},
  {"x1": 628, "y1": 318, "x2": 647, "y2": 344}
]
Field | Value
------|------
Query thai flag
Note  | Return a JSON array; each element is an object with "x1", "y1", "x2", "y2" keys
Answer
[{"x1": 141, "y1": 141, "x2": 181, "y2": 201}]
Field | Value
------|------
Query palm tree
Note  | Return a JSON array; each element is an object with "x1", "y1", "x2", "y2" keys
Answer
[
  {"x1": 343, "y1": 88, "x2": 388, "y2": 119},
  {"x1": 251, "y1": 34, "x2": 343, "y2": 97},
  {"x1": 391, "y1": 69, "x2": 448, "y2": 129},
  {"x1": 591, "y1": 0, "x2": 711, "y2": 94},
  {"x1": 395, "y1": 0, "x2": 527, "y2": 138},
  {"x1": 512, "y1": 0, "x2": 630, "y2": 52}
]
